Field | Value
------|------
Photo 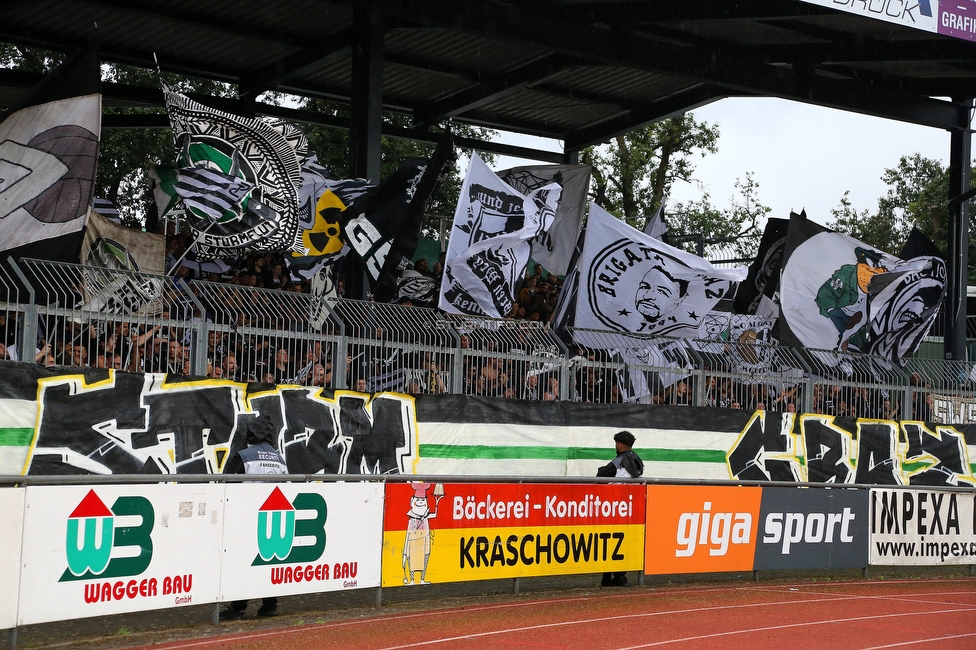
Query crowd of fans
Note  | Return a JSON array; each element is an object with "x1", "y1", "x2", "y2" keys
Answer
[{"x1": 0, "y1": 234, "x2": 947, "y2": 421}]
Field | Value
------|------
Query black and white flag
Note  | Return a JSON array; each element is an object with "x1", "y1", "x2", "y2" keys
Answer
[
  {"x1": 864, "y1": 256, "x2": 945, "y2": 364},
  {"x1": 0, "y1": 46, "x2": 100, "y2": 265},
  {"x1": 439, "y1": 153, "x2": 561, "y2": 318},
  {"x1": 498, "y1": 163, "x2": 590, "y2": 275},
  {"x1": 733, "y1": 217, "x2": 789, "y2": 316},
  {"x1": 778, "y1": 211, "x2": 942, "y2": 361},
  {"x1": 642, "y1": 197, "x2": 668, "y2": 241},
  {"x1": 574, "y1": 203, "x2": 747, "y2": 338},
  {"x1": 159, "y1": 85, "x2": 306, "y2": 260}
]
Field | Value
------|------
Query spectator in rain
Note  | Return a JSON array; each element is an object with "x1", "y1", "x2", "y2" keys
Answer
[
  {"x1": 910, "y1": 372, "x2": 933, "y2": 422},
  {"x1": 222, "y1": 354, "x2": 242, "y2": 382},
  {"x1": 522, "y1": 372, "x2": 542, "y2": 400},
  {"x1": 543, "y1": 375, "x2": 560, "y2": 401},
  {"x1": 271, "y1": 347, "x2": 292, "y2": 384}
]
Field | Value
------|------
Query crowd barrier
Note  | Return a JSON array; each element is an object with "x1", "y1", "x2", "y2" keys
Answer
[
  {"x1": 1, "y1": 476, "x2": 973, "y2": 631},
  {"x1": 1, "y1": 259, "x2": 975, "y2": 423}
]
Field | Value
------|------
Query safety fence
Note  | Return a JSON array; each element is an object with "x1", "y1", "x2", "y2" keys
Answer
[
  {"x1": 0, "y1": 475, "x2": 973, "y2": 631},
  {"x1": 1, "y1": 258, "x2": 975, "y2": 424}
]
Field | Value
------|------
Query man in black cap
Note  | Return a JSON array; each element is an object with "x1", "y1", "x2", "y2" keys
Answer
[
  {"x1": 597, "y1": 430, "x2": 643, "y2": 587},
  {"x1": 219, "y1": 415, "x2": 287, "y2": 621},
  {"x1": 596, "y1": 430, "x2": 644, "y2": 479}
]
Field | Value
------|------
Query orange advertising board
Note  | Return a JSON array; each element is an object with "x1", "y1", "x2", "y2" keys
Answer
[
  {"x1": 645, "y1": 485, "x2": 761, "y2": 575},
  {"x1": 382, "y1": 482, "x2": 645, "y2": 587}
]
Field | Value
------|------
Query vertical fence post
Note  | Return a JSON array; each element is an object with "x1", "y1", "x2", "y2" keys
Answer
[
  {"x1": 802, "y1": 376, "x2": 814, "y2": 414},
  {"x1": 18, "y1": 304, "x2": 37, "y2": 366},
  {"x1": 6, "y1": 626, "x2": 16, "y2": 650},
  {"x1": 189, "y1": 320, "x2": 208, "y2": 376}
]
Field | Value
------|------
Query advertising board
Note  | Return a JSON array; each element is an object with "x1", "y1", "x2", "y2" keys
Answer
[
  {"x1": 870, "y1": 488, "x2": 976, "y2": 565},
  {"x1": 754, "y1": 487, "x2": 869, "y2": 570},
  {"x1": 0, "y1": 488, "x2": 24, "y2": 630},
  {"x1": 17, "y1": 484, "x2": 224, "y2": 625},
  {"x1": 645, "y1": 485, "x2": 761, "y2": 575},
  {"x1": 219, "y1": 483, "x2": 384, "y2": 601},
  {"x1": 796, "y1": 0, "x2": 976, "y2": 44},
  {"x1": 381, "y1": 482, "x2": 645, "y2": 586}
]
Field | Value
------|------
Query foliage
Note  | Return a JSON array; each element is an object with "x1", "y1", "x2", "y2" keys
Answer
[
  {"x1": 828, "y1": 153, "x2": 976, "y2": 282},
  {"x1": 301, "y1": 99, "x2": 496, "y2": 239},
  {"x1": 581, "y1": 115, "x2": 719, "y2": 229},
  {"x1": 668, "y1": 173, "x2": 769, "y2": 258}
]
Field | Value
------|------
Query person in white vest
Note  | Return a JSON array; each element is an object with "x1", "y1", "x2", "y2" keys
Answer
[{"x1": 219, "y1": 415, "x2": 287, "y2": 620}]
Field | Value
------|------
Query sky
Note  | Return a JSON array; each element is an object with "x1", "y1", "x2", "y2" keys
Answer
[{"x1": 489, "y1": 97, "x2": 953, "y2": 229}]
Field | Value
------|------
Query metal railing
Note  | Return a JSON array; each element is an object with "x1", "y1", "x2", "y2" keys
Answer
[{"x1": 2, "y1": 258, "x2": 975, "y2": 423}]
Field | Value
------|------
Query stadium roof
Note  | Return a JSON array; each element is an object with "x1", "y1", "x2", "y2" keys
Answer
[{"x1": 1, "y1": 0, "x2": 975, "y2": 160}]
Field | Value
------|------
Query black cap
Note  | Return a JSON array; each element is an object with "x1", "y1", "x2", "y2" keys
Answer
[
  {"x1": 245, "y1": 414, "x2": 276, "y2": 446},
  {"x1": 613, "y1": 430, "x2": 636, "y2": 447}
]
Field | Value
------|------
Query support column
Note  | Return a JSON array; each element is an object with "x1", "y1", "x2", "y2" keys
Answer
[
  {"x1": 563, "y1": 148, "x2": 579, "y2": 165},
  {"x1": 350, "y1": 1, "x2": 384, "y2": 184},
  {"x1": 945, "y1": 98, "x2": 973, "y2": 362},
  {"x1": 347, "y1": 1, "x2": 384, "y2": 300}
]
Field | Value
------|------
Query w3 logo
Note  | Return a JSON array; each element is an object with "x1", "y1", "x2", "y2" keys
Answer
[
  {"x1": 252, "y1": 487, "x2": 328, "y2": 566},
  {"x1": 60, "y1": 490, "x2": 154, "y2": 582}
]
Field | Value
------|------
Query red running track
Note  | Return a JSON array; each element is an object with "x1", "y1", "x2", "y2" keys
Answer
[{"x1": 139, "y1": 578, "x2": 976, "y2": 650}]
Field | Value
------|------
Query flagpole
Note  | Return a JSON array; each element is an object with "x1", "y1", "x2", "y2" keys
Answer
[{"x1": 167, "y1": 219, "x2": 219, "y2": 276}]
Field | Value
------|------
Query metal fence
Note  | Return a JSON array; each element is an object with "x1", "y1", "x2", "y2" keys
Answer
[{"x1": 2, "y1": 258, "x2": 975, "y2": 423}]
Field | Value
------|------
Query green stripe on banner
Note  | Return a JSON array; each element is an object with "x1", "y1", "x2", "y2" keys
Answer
[
  {"x1": 418, "y1": 445, "x2": 727, "y2": 464},
  {"x1": 0, "y1": 428, "x2": 33, "y2": 446}
]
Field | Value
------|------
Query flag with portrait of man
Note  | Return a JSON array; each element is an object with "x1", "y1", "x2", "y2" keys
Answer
[{"x1": 573, "y1": 203, "x2": 747, "y2": 338}]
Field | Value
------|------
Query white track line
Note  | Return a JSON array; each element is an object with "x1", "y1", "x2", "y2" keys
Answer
[
  {"x1": 618, "y1": 608, "x2": 976, "y2": 649},
  {"x1": 861, "y1": 632, "x2": 976, "y2": 649}
]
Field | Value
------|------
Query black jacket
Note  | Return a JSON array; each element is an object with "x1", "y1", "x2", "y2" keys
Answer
[{"x1": 596, "y1": 450, "x2": 644, "y2": 478}]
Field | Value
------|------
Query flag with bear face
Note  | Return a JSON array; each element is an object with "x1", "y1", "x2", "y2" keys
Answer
[
  {"x1": 439, "y1": 153, "x2": 561, "y2": 318},
  {"x1": 574, "y1": 203, "x2": 747, "y2": 338}
]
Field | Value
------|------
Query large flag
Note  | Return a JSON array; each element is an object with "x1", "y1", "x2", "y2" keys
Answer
[
  {"x1": 778, "y1": 211, "x2": 944, "y2": 361},
  {"x1": 341, "y1": 132, "x2": 453, "y2": 303},
  {"x1": 864, "y1": 256, "x2": 946, "y2": 364},
  {"x1": 0, "y1": 46, "x2": 101, "y2": 265},
  {"x1": 79, "y1": 209, "x2": 167, "y2": 315},
  {"x1": 573, "y1": 203, "x2": 746, "y2": 337},
  {"x1": 732, "y1": 217, "x2": 789, "y2": 315},
  {"x1": 287, "y1": 153, "x2": 372, "y2": 280},
  {"x1": 900, "y1": 225, "x2": 944, "y2": 260},
  {"x1": 158, "y1": 85, "x2": 305, "y2": 260},
  {"x1": 439, "y1": 153, "x2": 561, "y2": 318},
  {"x1": 81, "y1": 210, "x2": 165, "y2": 274},
  {"x1": 497, "y1": 163, "x2": 590, "y2": 275}
]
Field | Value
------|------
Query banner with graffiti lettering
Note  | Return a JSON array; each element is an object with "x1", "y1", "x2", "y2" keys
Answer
[
  {"x1": 220, "y1": 483, "x2": 382, "y2": 601},
  {"x1": 17, "y1": 484, "x2": 224, "y2": 625},
  {"x1": 1, "y1": 363, "x2": 975, "y2": 486},
  {"x1": 0, "y1": 363, "x2": 417, "y2": 476},
  {"x1": 381, "y1": 482, "x2": 644, "y2": 586}
]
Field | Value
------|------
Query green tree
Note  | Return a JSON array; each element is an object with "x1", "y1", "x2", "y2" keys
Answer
[
  {"x1": 581, "y1": 115, "x2": 719, "y2": 229},
  {"x1": 668, "y1": 173, "x2": 770, "y2": 258},
  {"x1": 828, "y1": 153, "x2": 976, "y2": 282}
]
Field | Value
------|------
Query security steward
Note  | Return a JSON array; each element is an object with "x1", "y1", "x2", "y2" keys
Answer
[
  {"x1": 219, "y1": 415, "x2": 287, "y2": 620},
  {"x1": 596, "y1": 430, "x2": 643, "y2": 587}
]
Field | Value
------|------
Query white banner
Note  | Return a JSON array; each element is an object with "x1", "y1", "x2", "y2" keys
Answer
[
  {"x1": 17, "y1": 484, "x2": 224, "y2": 625},
  {"x1": 0, "y1": 488, "x2": 24, "y2": 630},
  {"x1": 439, "y1": 153, "x2": 561, "y2": 318},
  {"x1": 219, "y1": 483, "x2": 383, "y2": 602},
  {"x1": 870, "y1": 488, "x2": 976, "y2": 566},
  {"x1": 575, "y1": 204, "x2": 746, "y2": 338}
]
